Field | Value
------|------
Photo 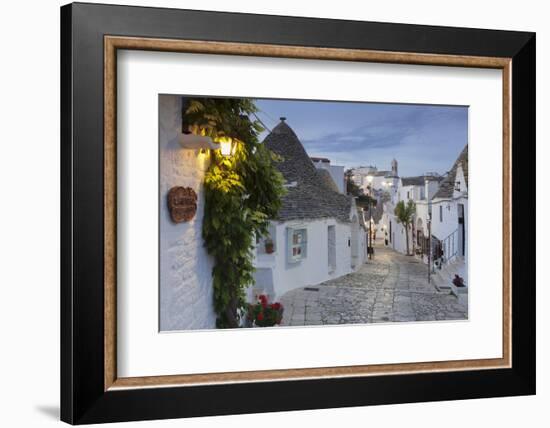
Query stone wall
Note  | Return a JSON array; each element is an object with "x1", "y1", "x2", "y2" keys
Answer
[{"x1": 159, "y1": 95, "x2": 216, "y2": 331}]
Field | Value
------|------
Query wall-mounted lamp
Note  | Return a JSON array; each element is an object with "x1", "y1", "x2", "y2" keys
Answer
[
  {"x1": 178, "y1": 132, "x2": 220, "y2": 150},
  {"x1": 180, "y1": 102, "x2": 236, "y2": 156},
  {"x1": 217, "y1": 136, "x2": 234, "y2": 157},
  {"x1": 178, "y1": 132, "x2": 237, "y2": 158}
]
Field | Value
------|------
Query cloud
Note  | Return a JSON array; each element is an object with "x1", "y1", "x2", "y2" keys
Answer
[
  {"x1": 302, "y1": 123, "x2": 415, "y2": 153},
  {"x1": 306, "y1": 108, "x2": 465, "y2": 173},
  {"x1": 257, "y1": 98, "x2": 468, "y2": 174}
]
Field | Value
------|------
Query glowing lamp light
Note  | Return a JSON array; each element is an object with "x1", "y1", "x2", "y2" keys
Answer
[{"x1": 218, "y1": 136, "x2": 234, "y2": 157}]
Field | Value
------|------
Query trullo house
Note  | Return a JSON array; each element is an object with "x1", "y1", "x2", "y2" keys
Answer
[{"x1": 251, "y1": 119, "x2": 367, "y2": 301}]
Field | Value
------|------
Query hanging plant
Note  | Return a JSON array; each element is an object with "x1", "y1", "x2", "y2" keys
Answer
[{"x1": 183, "y1": 98, "x2": 286, "y2": 328}]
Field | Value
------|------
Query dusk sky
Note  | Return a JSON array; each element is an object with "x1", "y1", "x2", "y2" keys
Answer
[{"x1": 255, "y1": 98, "x2": 468, "y2": 177}]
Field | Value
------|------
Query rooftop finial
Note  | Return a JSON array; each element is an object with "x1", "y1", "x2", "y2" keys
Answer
[{"x1": 280, "y1": 116, "x2": 286, "y2": 122}]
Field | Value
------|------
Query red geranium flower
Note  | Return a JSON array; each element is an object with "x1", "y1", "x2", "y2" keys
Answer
[
  {"x1": 259, "y1": 295, "x2": 268, "y2": 308},
  {"x1": 257, "y1": 312, "x2": 264, "y2": 321},
  {"x1": 271, "y1": 302, "x2": 281, "y2": 310}
]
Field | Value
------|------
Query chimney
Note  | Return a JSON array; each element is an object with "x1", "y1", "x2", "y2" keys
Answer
[{"x1": 425, "y1": 177, "x2": 439, "y2": 200}]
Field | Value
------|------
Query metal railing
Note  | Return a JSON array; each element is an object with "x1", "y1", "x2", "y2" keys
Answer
[{"x1": 439, "y1": 229, "x2": 459, "y2": 265}]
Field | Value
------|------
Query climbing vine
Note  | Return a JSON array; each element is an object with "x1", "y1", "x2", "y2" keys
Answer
[{"x1": 183, "y1": 98, "x2": 286, "y2": 328}]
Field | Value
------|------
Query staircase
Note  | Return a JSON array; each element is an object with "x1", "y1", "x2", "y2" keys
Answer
[{"x1": 431, "y1": 255, "x2": 468, "y2": 307}]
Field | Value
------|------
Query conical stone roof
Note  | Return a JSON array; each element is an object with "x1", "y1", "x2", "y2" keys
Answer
[
  {"x1": 263, "y1": 120, "x2": 353, "y2": 222},
  {"x1": 433, "y1": 145, "x2": 468, "y2": 199}
]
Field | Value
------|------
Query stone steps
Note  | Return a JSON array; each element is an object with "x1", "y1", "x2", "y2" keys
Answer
[{"x1": 431, "y1": 256, "x2": 468, "y2": 307}]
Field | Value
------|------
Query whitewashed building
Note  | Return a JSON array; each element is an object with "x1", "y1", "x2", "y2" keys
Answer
[
  {"x1": 311, "y1": 157, "x2": 346, "y2": 193},
  {"x1": 378, "y1": 146, "x2": 468, "y2": 287},
  {"x1": 380, "y1": 174, "x2": 440, "y2": 255},
  {"x1": 350, "y1": 159, "x2": 399, "y2": 195},
  {"x1": 426, "y1": 146, "x2": 469, "y2": 265},
  {"x1": 252, "y1": 119, "x2": 367, "y2": 301},
  {"x1": 371, "y1": 159, "x2": 400, "y2": 193},
  {"x1": 350, "y1": 165, "x2": 377, "y2": 188}
]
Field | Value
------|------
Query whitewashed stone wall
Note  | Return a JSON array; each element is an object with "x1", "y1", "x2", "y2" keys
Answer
[
  {"x1": 431, "y1": 199, "x2": 459, "y2": 242},
  {"x1": 380, "y1": 209, "x2": 411, "y2": 255},
  {"x1": 254, "y1": 218, "x2": 357, "y2": 299},
  {"x1": 159, "y1": 95, "x2": 216, "y2": 331},
  {"x1": 415, "y1": 201, "x2": 430, "y2": 235}
]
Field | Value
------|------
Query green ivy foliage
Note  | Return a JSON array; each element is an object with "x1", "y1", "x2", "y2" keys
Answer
[{"x1": 183, "y1": 98, "x2": 286, "y2": 328}]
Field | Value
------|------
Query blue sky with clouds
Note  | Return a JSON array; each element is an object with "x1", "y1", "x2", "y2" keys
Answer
[{"x1": 255, "y1": 99, "x2": 468, "y2": 177}]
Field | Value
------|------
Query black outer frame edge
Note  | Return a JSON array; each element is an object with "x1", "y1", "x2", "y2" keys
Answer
[
  {"x1": 60, "y1": 4, "x2": 74, "y2": 425},
  {"x1": 70, "y1": 1, "x2": 533, "y2": 56},
  {"x1": 510, "y1": 34, "x2": 536, "y2": 392},
  {"x1": 60, "y1": 2, "x2": 536, "y2": 424}
]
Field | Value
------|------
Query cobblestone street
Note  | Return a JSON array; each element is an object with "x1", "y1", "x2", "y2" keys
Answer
[{"x1": 279, "y1": 242, "x2": 467, "y2": 326}]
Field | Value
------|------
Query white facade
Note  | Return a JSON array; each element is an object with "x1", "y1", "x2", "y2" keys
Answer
[
  {"x1": 380, "y1": 203, "x2": 412, "y2": 255},
  {"x1": 425, "y1": 178, "x2": 440, "y2": 201},
  {"x1": 350, "y1": 165, "x2": 377, "y2": 188},
  {"x1": 159, "y1": 95, "x2": 217, "y2": 331},
  {"x1": 378, "y1": 151, "x2": 468, "y2": 284},
  {"x1": 379, "y1": 177, "x2": 427, "y2": 255},
  {"x1": 352, "y1": 160, "x2": 399, "y2": 195},
  {"x1": 380, "y1": 178, "x2": 437, "y2": 256},
  {"x1": 430, "y1": 164, "x2": 469, "y2": 265},
  {"x1": 253, "y1": 215, "x2": 366, "y2": 300},
  {"x1": 397, "y1": 184, "x2": 423, "y2": 202},
  {"x1": 414, "y1": 177, "x2": 441, "y2": 244},
  {"x1": 368, "y1": 174, "x2": 399, "y2": 194}
]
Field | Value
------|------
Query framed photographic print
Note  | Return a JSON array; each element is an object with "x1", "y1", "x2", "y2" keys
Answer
[{"x1": 61, "y1": 2, "x2": 535, "y2": 424}]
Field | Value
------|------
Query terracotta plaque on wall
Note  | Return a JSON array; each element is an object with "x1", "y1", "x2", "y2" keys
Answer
[{"x1": 167, "y1": 186, "x2": 197, "y2": 223}]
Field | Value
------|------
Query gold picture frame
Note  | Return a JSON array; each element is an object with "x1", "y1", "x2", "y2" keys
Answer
[{"x1": 103, "y1": 36, "x2": 512, "y2": 391}]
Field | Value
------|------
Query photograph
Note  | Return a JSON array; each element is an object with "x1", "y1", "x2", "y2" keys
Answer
[{"x1": 159, "y1": 95, "x2": 469, "y2": 331}]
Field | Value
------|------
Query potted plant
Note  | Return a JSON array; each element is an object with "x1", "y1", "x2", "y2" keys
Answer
[
  {"x1": 247, "y1": 295, "x2": 284, "y2": 327},
  {"x1": 452, "y1": 274, "x2": 465, "y2": 287},
  {"x1": 264, "y1": 238, "x2": 274, "y2": 254}
]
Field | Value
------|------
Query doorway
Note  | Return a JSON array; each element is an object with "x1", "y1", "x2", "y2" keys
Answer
[
  {"x1": 458, "y1": 203, "x2": 465, "y2": 256},
  {"x1": 328, "y1": 225, "x2": 336, "y2": 273}
]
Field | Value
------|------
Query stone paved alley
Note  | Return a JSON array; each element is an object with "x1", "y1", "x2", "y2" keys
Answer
[{"x1": 279, "y1": 242, "x2": 467, "y2": 326}]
